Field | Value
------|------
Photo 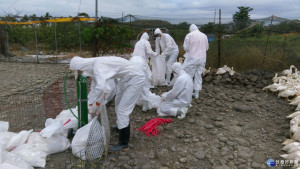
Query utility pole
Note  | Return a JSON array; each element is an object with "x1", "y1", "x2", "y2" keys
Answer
[
  {"x1": 93, "y1": 0, "x2": 99, "y2": 57},
  {"x1": 95, "y1": 0, "x2": 98, "y2": 20},
  {"x1": 214, "y1": 9, "x2": 216, "y2": 24}
]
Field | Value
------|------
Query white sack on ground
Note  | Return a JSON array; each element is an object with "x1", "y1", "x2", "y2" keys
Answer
[
  {"x1": 2, "y1": 151, "x2": 33, "y2": 169},
  {"x1": 0, "y1": 121, "x2": 8, "y2": 133},
  {"x1": 27, "y1": 132, "x2": 70, "y2": 155},
  {"x1": 0, "y1": 132, "x2": 17, "y2": 150},
  {"x1": 151, "y1": 55, "x2": 166, "y2": 86},
  {"x1": 71, "y1": 117, "x2": 105, "y2": 160},
  {"x1": 5, "y1": 129, "x2": 33, "y2": 151},
  {"x1": 56, "y1": 107, "x2": 92, "y2": 130},
  {"x1": 39, "y1": 118, "x2": 64, "y2": 138},
  {"x1": 0, "y1": 163, "x2": 24, "y2": 169},
  {"x1": 10, "y1": 144, "x2": 47, "y2": 168}
]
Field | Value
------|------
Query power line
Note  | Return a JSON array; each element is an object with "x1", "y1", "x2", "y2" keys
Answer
[
  {"x1": 1, "y1": 0, "x2": 19, "y2": 16},
  {"x1": 78, "y1": 0, "x2": 82, "y2": 15}
]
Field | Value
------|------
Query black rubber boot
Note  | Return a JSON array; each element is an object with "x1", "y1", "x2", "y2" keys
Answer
[
  {"x1": 110, "y1": 124, "x2": 119, "y2": 131},
  {"x1": 109, "y1": 124, "x2": 130, "y2": 152}
]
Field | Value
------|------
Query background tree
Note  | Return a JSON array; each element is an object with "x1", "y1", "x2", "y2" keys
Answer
[{"x1": 233, "y1": 6, "x2": 253, "y2": 31}]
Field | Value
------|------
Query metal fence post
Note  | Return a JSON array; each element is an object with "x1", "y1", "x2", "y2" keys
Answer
[
  {"x1": 34, "y1": 23, "x2": 39, "y2": 64},
  {"x1": 217, "y1": 9, "x2": 222, "y2": 68},
  {"x1": 262, "y1": 16, "x2": 273, "y2": 69},
  {"x1": 55, "y1": 22, "x2": 58, "y2": 63},
  {"x1": 78, "y1": 21, "x2": 82, "y2": 57},
  {"x1": 5, "y1": 18, "x2": 9, "y2": 59}
]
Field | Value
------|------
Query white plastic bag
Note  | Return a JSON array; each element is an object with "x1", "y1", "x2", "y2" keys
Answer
[
  {"x1": 56, "y1": 107, "x2": 92, "y2": 130},
  {"x1": 0, "y1": 132, "x2": 17, "y2": 150},
  {"x1": 39, "y1": 119, "x2": 64, "y2": 138},
  {"x1": 71, "y1": 117, "x2": 105, "y2": 160},
  {"x1": 27, "y1": 132, "x2": 70, "y2": 155},
  {"x1": 2, "y1": 151, "x2": 33, "y2": 169},
  {"x1": 0, "y1": 163, "x2": 24, "y2": 169},
  {"x1": 151, "y1": 55, "x2": 166, "y2": 86},
  {"x1": 5, "y1": 129, "x2": 33, "y2": 151},
  {"x1": 0, "y1": 121, "x2": 9, "y2": 133},
  {"x1": 10, "y1": 144, "x2": 47, "y2": 168}
]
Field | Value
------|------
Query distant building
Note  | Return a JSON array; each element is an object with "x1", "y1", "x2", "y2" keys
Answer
[{"x1": 207, "y1": 33, "x2": 216, "y2": 42}]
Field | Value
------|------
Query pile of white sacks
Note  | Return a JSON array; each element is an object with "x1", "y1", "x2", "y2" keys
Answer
[{"x1": 0, "y1": 107, "x2": 91, "y2": 169}]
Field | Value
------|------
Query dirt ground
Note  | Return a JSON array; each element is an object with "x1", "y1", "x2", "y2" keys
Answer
[{"x1": 0, "y1": 61, "x2": 295, "y2": 169}]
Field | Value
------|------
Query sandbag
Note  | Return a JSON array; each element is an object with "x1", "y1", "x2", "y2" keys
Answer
[
  {"x1": 0, "y1": 121, "x2": 9, "y2": 133},
  {"x1": 10, "y1": 144, "x2": 47, "y2": 168},
  {"x1": 2, "y1": 151, "x2": 33, "y2": 169},
  {"x1": 0, "y1": 163, "x2": 24, "y2": 169},
  {"x1": 39, "y1": 118, "x2": 64, "y2": 138},
  {"x1": 0, "y1": 132, "x2": 17, "y2": 150},
  {"x1": 27, "y1": 132, "x2": 70, "y2": 155},
  {"x1": 5, "y1": 129, "x2": 33, "y2": 151}
]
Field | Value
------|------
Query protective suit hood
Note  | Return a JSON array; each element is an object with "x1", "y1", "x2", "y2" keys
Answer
[
  {"x1": 70, "y1": 56, "x2": 95, "y2": 77},
  {"x1": 189, "y1": 24, "x2": 198, "y2": 32},
  {"x1": 140, "y1": 32, "x2": 149, "y2": 40},
  {"x1": 154, "y1": 28, "x2": 162, "y2": 35},
  {"x1": 172, "y1": 62, "x2": 183, "y2": 75}
]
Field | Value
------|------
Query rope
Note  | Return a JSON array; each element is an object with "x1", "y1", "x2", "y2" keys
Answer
[{"x1": 136, "y1": 118, "x2": 172, "y2": 137}]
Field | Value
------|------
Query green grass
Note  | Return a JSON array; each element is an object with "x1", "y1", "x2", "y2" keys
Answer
[{"x1": 206, "y1": 34, "x2": 300, "y2": 71}]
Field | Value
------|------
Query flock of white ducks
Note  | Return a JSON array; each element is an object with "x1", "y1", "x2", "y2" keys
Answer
[
  {"x1": 214, "y1": 65, "x2": 235, "y2": 76},
  {"x1": 263, "y1": 65, "x2": 300, "y2": 164}
]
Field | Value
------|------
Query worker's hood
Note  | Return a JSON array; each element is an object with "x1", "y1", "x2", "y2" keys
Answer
[
  {"x1": 70, "y1": 56, "x2": 96, "y2": 77},
  {"x1": 189, "y1": 24, "x2": 198, "y2": 33},
  {"x1": 140, "y1": 32, "x2": 149, "y2": 40}
]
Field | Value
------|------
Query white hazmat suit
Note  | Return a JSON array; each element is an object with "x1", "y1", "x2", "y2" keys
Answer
[
  {"x1": 157, "y1": 62, "x2": 193, "y2": 118},
  {"x1": 182, "y1": 24, "x2": 209, "y2": 98},
  {"x1": 154, "y1": 28, "x2": 179, "y2": 85},
  {"x1": 70, "y1": 56, "x2": 146, "y2": 129},
  {"x1": 130, "y1": 33, "x2": 161, "y2": 111}
]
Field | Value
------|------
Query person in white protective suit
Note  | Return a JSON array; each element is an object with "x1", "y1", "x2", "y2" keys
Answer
[
  {"x1": 131, "y1": 32, "x2": 161, "y2": 111},
  {"x1": 182, "y1": 24, "x2": 209, "y2": 99},
  {"x1": 69, "y1": 56, "x2": 146, "y2": 152},
  {"x1": 157, "y1": 62, "x2": 193, "y2": 119},
  {"x1": 153, "y1": 28, "x2": 179, "y2": 85}
]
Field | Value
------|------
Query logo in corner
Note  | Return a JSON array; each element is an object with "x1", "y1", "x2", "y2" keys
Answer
[{"x1": 267, "y1": 159, "x2": 275, "y2": 167}]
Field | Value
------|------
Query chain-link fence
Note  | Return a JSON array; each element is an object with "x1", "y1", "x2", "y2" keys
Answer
[
  {"x1": 0, "y1": 15, "x2": 299, "y2": 71},
  {"x1": 0, "y1": 74, "x2": 110, "y2": 168}
]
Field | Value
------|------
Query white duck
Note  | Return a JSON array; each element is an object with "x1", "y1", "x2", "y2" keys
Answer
[
  {"x1": 291, "y1": 96, "x2": 300, "y2": 106},
  {"x1": 278, "y1": 87, "x2": 298, "y2": 100},
  {"x1": 272, "y1": 73, "x2": 279, "y2": 83},
  {"x1": 281, "y1": 151, "x2": 300, "y2": 160},
  {"x1": 263, "y1": 79, "x2": 283, "y2": 92},
  {"x1": 216, "y1": 67, "x2": 226, "y2": 75},
  {"x1": 228, "y1": 67, "x2": 235, "y2": 76},
  {"x1": 296, "y1": 103, "x2": 300, "y2": 111},
  {"x1": 282, "y1": 65, "x2": 296, "y2": 76},
  {"x1": 282, "y1": 139, "x2": 296, "y2": 145},
  {"x1": 287, "y1": 111, "x2": 300, "y2": 119},
  {"x1": 282, "y1": 142, "x2": 300, "y2": 152},
  {"x1": 290, "y1": 116, "x2": 300, "y2": 138},
  {"x1": 202, "y1": 67, "x2": 211, "y2": 76}
]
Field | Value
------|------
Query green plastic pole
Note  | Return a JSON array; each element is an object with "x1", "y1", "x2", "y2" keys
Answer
[{"x1": 77, "y1": 73, "x2": 88, "y2": 128}]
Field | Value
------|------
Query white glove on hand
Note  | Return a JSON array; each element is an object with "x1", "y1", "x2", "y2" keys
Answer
[
  {"x1": 161, "y1": 93, "x2": 167, "y2": 101},
  {"x1": 88, "y1": 103, "x2": 97, "y2": 114}
]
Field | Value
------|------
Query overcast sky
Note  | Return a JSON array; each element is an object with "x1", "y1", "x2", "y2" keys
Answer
[{"x1": 1, "y1": 0, "x2": 299, "y2": 23}]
